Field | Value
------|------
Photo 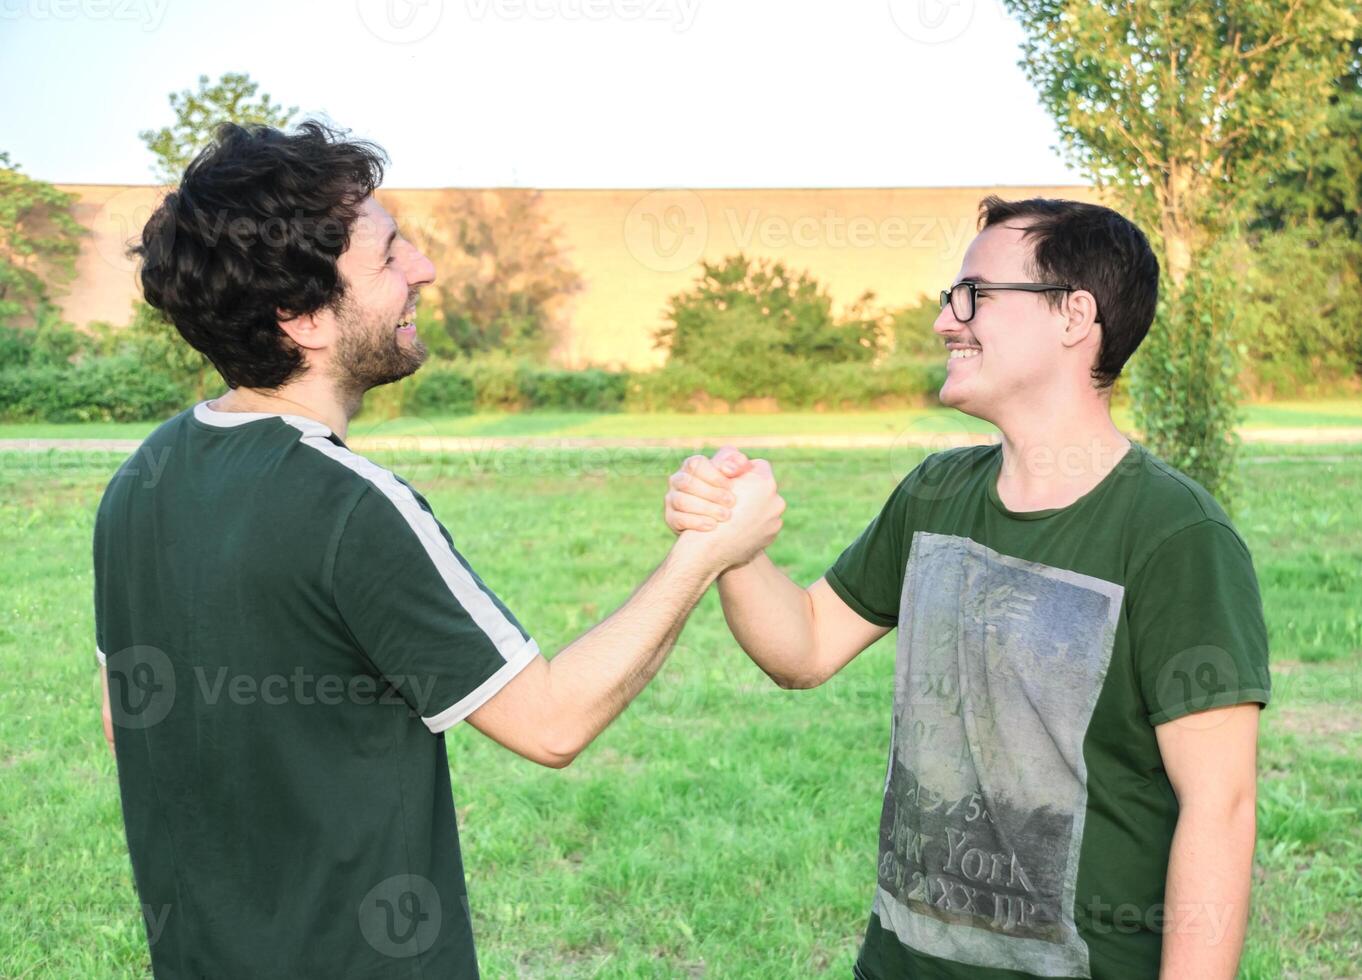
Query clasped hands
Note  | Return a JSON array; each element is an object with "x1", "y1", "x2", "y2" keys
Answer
[{"x1": 663, "y1": 447, "x2": 783, "y2": 571}]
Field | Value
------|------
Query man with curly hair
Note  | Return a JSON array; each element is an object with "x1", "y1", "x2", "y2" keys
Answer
[{"x1": 94, "y1": 121, "x2": 786, "y2": 978}]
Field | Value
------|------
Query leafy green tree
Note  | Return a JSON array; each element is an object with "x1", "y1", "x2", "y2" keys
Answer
[
  {"x1": 139, "y1": 72, "x2": 298, "y2": 184},
  {"x1": 1222, "y1": 222, "x2": 1362, "y2": 394},
  {"x1": 0, "y1": 152, "x2": 84, "y2": 328},
  {"x1": 1256, "y1": 35, "x2": 1361, "y2": 238},
  {"x1": 656, "y1": 254, "x2": 882, "y2": 365},
  {"x1": 1002, "y1": 0, "x2": 1359, "y2": 505}
]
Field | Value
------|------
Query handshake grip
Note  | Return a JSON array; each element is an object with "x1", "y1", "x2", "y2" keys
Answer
[{"x1": 664, "y1": 447, "x2": 786, "y2": 569}]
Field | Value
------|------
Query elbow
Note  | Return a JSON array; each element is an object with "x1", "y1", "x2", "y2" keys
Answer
[
  {"x1": 535, "y1": 728, "x2": 586, "y2": 769},
  {"x1": 537, "y1": 747, "x2": 578, "y2": 769},
  {"x1": 767, "y1": 666, "x2": 824, "y2": 691}
]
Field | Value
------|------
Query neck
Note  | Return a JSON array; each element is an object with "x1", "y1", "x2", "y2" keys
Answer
[
  {"x1": 210, "y1": 377, "x2": 359, "y2": 440},
  {"x1": 989, "y1": 388, "x2": 1131, "y2": 511}
]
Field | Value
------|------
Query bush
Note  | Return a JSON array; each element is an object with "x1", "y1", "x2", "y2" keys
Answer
[
  {"x1": 0, "y1": 311, "x2": 189, "y2": 423},
  {"x1": 460, "y1": 352, "x2": 526, "y2": 411},
  {"x1": 624, "y1": 355, "x2": 944, "y2": 412},
  {"x1": 517, "y1": 367, "x2": 627, "y2": 411},
  {"x1": 0, "y1": 354, "x2": 185, "y2": 422},
  {"x1": 1227, "y1": 222, "x2": 1362, "y2": 398},
  {"x1": 889, "y1": 294, "x2": 947, "y2": 358},
  {"x1": 0, "y1": 310, "x2": 100, "y2": 368},
  {"x1": 405, "y1": 367, "x2": 476, "y2": 416},
  {"x1": 625, "y1": 362, "x2": 713, "y2": 412},
  {"x1": 658, "y1": 255, "x2": 879, "y2": 364}
]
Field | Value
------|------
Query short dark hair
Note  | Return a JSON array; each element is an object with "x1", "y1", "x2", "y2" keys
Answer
[
  {"x1": 131, "y1": 121, "x2": 387, "y2": 389},
  {"x1": 978, "y1": 195, "x2": 1159, "y2": 389}
]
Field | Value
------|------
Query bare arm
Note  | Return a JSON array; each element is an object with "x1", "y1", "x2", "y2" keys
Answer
[
  {"x1": 665, "y1": 449, "x2": 889, "y2": 689},
  {"x1": 1155, "y1": 702, "x2": 1261, "y2": 978},
  {"x1": 100, "y1": 662, "x2": 114, "y2": 756},
  {"x1": 468, "y1": 462, "x2": 785, "y2": 767},
  {"x1": 466, "y1": 535, "x2": 716, "y2": 767},
  {"x1": 716, "y1": 556, "x2": 888, "y2": 689}
]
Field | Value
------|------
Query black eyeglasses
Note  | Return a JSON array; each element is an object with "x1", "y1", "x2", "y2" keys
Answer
[{"x1": 939, "y1": 280, "x2": 1077, "y2": 323}]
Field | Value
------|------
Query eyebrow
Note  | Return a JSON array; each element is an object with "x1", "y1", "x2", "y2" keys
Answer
[{"x1": 956, "y1": 274, "x2": 994, "y2": 284}]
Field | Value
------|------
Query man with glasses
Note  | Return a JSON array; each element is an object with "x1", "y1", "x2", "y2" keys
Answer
[{"x1": 663, "y1": 197, "x2": 1270, "y2": 979}]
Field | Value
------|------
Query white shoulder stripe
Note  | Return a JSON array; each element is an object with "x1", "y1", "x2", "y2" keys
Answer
[{"x1": 283, "y1": 418, "x2": 531, "y2": 664}]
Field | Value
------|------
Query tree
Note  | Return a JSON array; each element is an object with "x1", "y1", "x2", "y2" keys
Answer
[
  {"x1": 656, "y1": 254, "x2": 882, "y2": 364},
  {"x1": 0, "y1": 152, "x2": 84, "y2": 328},
  {"x1": 1002, "y1": 0, "x2": 1359, "y2": 505},
  {"x1": 1255, "y1": 34, "x2": 1361, "y2": 238},
  {"x1": 139, "y1": 72, "x2": 298, "y2": 184},
  {"x1": 390, "y1": 189, "x2": 584, "y2": 359}
]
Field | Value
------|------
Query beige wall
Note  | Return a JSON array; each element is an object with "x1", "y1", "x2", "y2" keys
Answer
[{"x1": 55, "y1": 184, "x2": 1101, "y2": 369}]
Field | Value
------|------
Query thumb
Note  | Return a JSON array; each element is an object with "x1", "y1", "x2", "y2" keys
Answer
[{"x1": 713, "y1": 446, "x2": 752, "y2": 477}]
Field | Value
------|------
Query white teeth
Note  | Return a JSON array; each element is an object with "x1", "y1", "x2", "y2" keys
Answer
[{"x1": 949, "y1": 348, "x2": 981, "y2": 360}]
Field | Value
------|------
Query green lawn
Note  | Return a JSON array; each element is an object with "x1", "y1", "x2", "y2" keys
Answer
[
  {"x1": 1, "y1": 443, "x2": 1359, "y2": 977},
  {"x1": 1, "y1": 398, "x2": 1360, "y2": 442}
]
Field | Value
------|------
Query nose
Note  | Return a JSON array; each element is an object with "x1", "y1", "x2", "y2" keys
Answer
[
  {"x1": 932, "y1": 299, "x2": 960, "y2": 337},
  {"x1": 408, "y1": 246, "x2": 436, "y2": 289}
]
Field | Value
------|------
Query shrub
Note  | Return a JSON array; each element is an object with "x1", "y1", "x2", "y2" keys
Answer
[
  {"x1": 405, "y1": 367, "x2": 476, "y2": 416},
  {"x1": 0, "y1": 355, "x2": 185, "y2": 422},
  {"x1": 624, "y1": 355, "x2": 944, "y2": 412},
  {"x1": 655, "y1": 256, "x2": 883, "y2": 385},
  {"x1": 517, "y1": 367, "x2": 627, "y2": 411}
]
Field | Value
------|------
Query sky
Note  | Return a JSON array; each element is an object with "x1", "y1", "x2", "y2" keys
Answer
[{"x1": 0, "y1": 0, "x2": 1085, "y2": 188}]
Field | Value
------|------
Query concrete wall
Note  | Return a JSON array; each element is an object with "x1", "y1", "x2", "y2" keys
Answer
[{"x1": 54, "y1": 184, "x2": 1102, "y2": 369}]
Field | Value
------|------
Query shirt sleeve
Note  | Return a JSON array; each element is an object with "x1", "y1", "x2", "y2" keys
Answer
[
  {"x1": 331, "y1": 483, "x2": 539, "y2": 734},
  {"x1": 824, "y1": 473, "x2": 916, "y2": 628},
  {"x1": 1127, "y1": 519, "x2": 1272, "y2": 725},
  {"x1": 93, "y1": 495, "x2": 109, "y2": 667}
]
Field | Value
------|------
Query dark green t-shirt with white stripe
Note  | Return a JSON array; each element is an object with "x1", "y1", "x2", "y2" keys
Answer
[
  {"x1": 827, "y1": 440, "x2": 1271, "y2": 980},
  {"x1": 94, "y1": 400, "x2": 539, "y2": 979}
]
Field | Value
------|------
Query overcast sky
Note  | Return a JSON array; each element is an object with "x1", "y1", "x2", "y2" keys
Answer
[{"x1": 1, "y1": 0, "x2": 1085, "y2": 188}]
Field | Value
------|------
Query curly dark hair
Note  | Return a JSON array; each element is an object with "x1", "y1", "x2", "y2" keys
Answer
[
  {"x1": 978, "y1": 196, "x2": 1159, "y2": 390},
  {"x1": 130, "y1": 121, "x2": 387, "y2": 389}
]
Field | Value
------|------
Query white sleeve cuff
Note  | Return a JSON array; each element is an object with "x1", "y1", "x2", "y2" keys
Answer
[{"x1": 421, "y1": 637, "x2": 541, "y2": 734}]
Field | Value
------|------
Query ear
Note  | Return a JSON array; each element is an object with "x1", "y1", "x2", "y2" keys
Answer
[
  {"x1": 276, "y1": 308, "x2": 330, "y2": 353},
  {"x1": 1059, "y1": 289, "x2": 1101, "y2": 350}
]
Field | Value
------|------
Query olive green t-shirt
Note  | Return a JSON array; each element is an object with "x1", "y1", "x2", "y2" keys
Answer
[
  {"x1": 93, "y1": 401, "x2": 539, "y2": 978},
  {"x1": 827, "y1": 440, "x2": 1270, "y2": 980}
]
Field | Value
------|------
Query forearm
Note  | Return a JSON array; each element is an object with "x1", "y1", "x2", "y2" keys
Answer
[
  {"x1": 716, "y1": 552, "x2": 820, "y2": 689},
  {"x1": 540, "y1": 532, "x2": 719, "y2": 756},
  {"x1": 1159, "y1": 796, "x2": 1256, "y2": 978}
]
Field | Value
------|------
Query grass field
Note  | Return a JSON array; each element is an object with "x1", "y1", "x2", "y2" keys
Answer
[
  {"x1": 1, "y1": 440, "x2": 1359, "y2": 977},
  {"x1": 1, "y1": 398, "x2": 1361, "y2": 442}
]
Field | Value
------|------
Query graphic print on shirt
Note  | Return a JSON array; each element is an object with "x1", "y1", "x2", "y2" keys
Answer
[{"x1": 873, "y1": 532, "x2": 1123, "y2": 978}]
